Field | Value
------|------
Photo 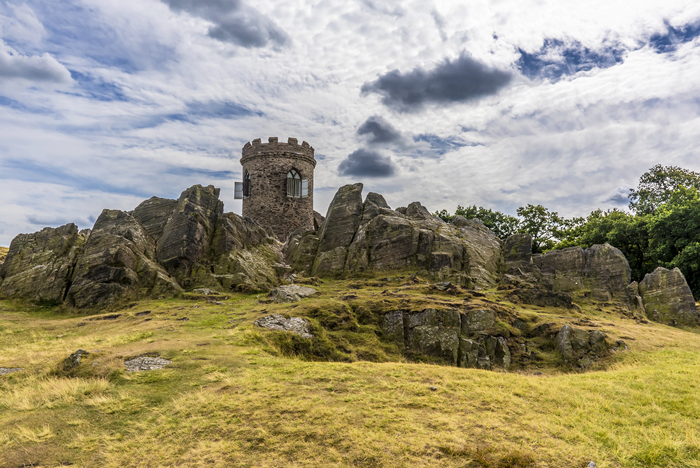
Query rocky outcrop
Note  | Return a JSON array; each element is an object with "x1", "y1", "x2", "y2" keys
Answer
[
  {"x1": 381, "y1": 307, "x2": 512, "y2": 369},
  {"x1": 0, "y1": 224, "x2": 87, "y2": 302},
  {"x1": 501, "y1": 240, "x2": 633, "y2": 309},
  {"x1": 555, "y1": 324, "x2": 609, "y2": 368},
  {"x1": 1, "y1": 185, "x2": 282, "y2": 307},
  {"x1": 287, "y1": 184, "x2": 503, "y2": 288},
  {"x1": 639, "y1": 267, "x2": 698, "y2": 326},
  {"x1": 132, "y1": 197, "x2": 177, "y2": 241},
  {"x1": 157, "y1": 185, "x2": 224, "y2": 279},
  {"x1": 502, "y1": 233, "x2": 533, "y2": 265},
  {"x1": 66, "y1": 209, "x2": 182, "y2": 308}
]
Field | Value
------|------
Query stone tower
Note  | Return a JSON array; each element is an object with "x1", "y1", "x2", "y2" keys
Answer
[{"x1": 237, "y1": 137, "x2": 316, "y2": 240}]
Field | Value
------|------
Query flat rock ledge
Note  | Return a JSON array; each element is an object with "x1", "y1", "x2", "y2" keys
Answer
[
  {"x1": 0, "y1": 367, "x2": 23, "y2": 376},
  {"x1": 269, "y1": 284, "x2": 318, "y2": 303},
  {"x1": 254, "y1": 314, "x2": 313, "y2": 338},
  {"x1": 125, "y1": 356, "x2": 172, "y2": 372}
]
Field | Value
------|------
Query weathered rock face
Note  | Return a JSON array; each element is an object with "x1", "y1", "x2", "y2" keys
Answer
[
  {"x1": 503, "y1": 242, "x2": 632, "y2": 308},
  {"x1": 157, "y1": 185, "x2": 224, "y2": 279},
  {"x1": 196, "y1": 213, "x2": 282, "y2": 292},
  {"x1": 268, "y1": 284, "x2": 317, "y2": 303},
  {"x1": 503, "y1": 233, "x2": 533, "y2": 265},
  {"x1": 381, "y1": 307, "x2": 512, "y2": 370},
  {"x1": 255, "y1": 315, "x2": 313, "y2": 338},
  {"x1": 639, "y1": 267, "x2": 698, "y2": 326},
  {"x1": 555, "y1": 324, "x2": 609, "y2": 368},
  {"x1": 287, "y1": 184, "x2": 503, "y2": 288},
  {"x1": 66, "y1": 209, "x2": 182, "y2": 308},
  {"x1": 1, "y1": 184, "x2": 283, "y2": 307},
  {"x1": 132, "y1": 197, "x2": 177, "y2": 241},
  {"x1": 0, "y1": 224, "x2": 87, "y2": 302}
]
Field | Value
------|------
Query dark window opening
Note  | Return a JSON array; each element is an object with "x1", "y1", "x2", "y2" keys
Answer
[{"x1": 243, "y1": 171, "x2": 251, "y2": 198}]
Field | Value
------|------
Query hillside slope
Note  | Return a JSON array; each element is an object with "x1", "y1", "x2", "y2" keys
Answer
[
  {"x1": 2, "y1": 275, "x2": 700, "y2": 468},
  {"x1": 0, "y1": 246, "x2": 7, "y2": 265}
]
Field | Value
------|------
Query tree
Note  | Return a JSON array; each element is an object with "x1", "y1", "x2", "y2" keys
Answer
[
  {"x1": 516, "y1": 204, "x2": 565, "y2": 253},
  {"x1": 629, "y1": 164, "x2": 700, "y2": 215},
  {"x1": 648, "y1": 186, "x2": 700, "y2": 298}
]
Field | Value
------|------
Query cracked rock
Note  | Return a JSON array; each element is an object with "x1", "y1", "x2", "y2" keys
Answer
[
  {"x1": 254, "y1": 314, "x2": 313, "y2": 338},
  {"x1": 124, "y1": 356, "x2": 172, "y2": 372}
]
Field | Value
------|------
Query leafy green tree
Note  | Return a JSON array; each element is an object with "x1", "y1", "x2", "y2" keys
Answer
[
  {"x1": 648, "y1": 186, "x2": 700, "y2": 298},
  {"x1": 516, "y1": 204, "x2": 565, "y2": 253},
  {"x1": 629, "y1": 164, "x2": 700, "y2": 215}
]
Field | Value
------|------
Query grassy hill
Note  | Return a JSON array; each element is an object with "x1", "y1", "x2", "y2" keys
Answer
[
  {"x1": 0, "y1": 246, "x2": 8, "y2": 265},
  {"x1": 2, "y1": 274, "x2": 700, "y2": 467}
]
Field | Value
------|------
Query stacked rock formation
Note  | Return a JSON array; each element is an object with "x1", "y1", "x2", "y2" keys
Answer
[
  {"x1": 1, "y1": 182, "x2": 697, "y2": 332},
  {"x1": 286, "y1": 183, "x2": 503, "y2": 289},
  {"x1": 0, "y1": 185, "x2": 282, "y2": 307}
]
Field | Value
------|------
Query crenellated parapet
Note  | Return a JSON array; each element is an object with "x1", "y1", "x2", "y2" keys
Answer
[{"x1": 241, "y1": 137, "x2": 316, "y2": 167}]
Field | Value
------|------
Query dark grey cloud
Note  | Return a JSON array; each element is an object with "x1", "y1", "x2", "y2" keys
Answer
[
  {"x1": 0, "y1": 44, "x2": 72, "y2": 83},
  {"x1": 361, "y1": 52, "x2": 512, "y2": 112},
  {"x1": 357, "y1": 115, "x2": 403, "y2": 145},
  {"x1": 338, "y1": 149, "x2": 397, "y2": 178},
  {"x1": 163, "y1": 0, "x2": 289, "y2": 48}
]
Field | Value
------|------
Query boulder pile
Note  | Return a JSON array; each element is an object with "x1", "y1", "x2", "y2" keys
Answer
[
  {"x1": 286, "y1": 183, "x2": 502, "y2": 289},
  {"x1": 1, "y1": 182, "x2": 697, "y2": 334},
  {"x1": 0, "y1": 185, "x2": 282, "y2": 307}
]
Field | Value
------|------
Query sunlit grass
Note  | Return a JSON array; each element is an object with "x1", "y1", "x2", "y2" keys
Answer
[{"x1": 1, "y1": 276, "x2": 700, "y2": 467}]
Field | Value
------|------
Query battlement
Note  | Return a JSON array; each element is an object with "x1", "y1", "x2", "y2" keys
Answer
[{"x1": 242, "y1": 137, "x2": 315, "y2": 163}]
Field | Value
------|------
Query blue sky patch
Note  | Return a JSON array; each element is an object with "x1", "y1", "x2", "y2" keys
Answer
[
  {"x1": 518, "y1": 38, "x2": 626, "y2": 81},
  {"x1": 67, "y1": 71, "x2": 129, "y2": 102},
  {"x1": 33, "y1": 0, "x2": 174, "y2": 72},
  {"x1": 649, "y1": 20, "x2": 700, "y2": 53},
  {"x1": 0, "y1": 158, "x2": 151, "y2": 198},
  {"x1": 414, "y1": 133, "x2": 476, "y2": 156}
]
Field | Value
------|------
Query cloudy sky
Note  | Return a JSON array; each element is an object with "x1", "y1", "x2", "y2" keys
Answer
[{"x1": 1, "y1": 0, "x2": 699, "y2": 245}]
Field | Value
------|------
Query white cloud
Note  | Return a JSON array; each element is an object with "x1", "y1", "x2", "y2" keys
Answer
[
  {"x1": 0, "y1": 41, "x2": 71, "y2": 83},
  {"x1": 0, "y1": 0, "x2": 699, "y2": 244}
]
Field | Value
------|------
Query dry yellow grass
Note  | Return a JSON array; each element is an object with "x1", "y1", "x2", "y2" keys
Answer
[
  {"x1": 0, "y1": 246, "x2": 8, "y2": 265},
  {"x1": 1, "y1": 277, "x2": 700, "y2": 467}
]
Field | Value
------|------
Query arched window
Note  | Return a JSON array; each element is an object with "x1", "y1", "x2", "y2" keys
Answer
[
  {"x1": 287, "y1": 169, "x2": 302, "y2": 198},
  {"x1": 243, "y1": 171, "x2": 251, "y2": 197}
]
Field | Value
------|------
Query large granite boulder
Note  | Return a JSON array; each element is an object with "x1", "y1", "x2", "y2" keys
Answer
[
  {"x1": 66, "y1": 209, "x2": 182, "y2": 308},
  {"x1": 0, "y1": 224, "x2": 87, "y2": 302},
  {"x1": 157, "y1": 185, "x2": 224, "y2": 280},
  {"x1": 583, "y1": 244, "x2": 632, "y2": 300},
  {"x1": 639, "y1": 267, "x2": 698, "y2": 326},
  {"x1": 316, "y1": 183, "x2": 364, "y2": 254},
  {"x1": 525, "y1": 243, "x2": 631, "y2": 302},
  {"x1": 289, "y1": 185, "x2": 503, "y2": 288},
  {"x1": 503, "y1": 233, "x2": 533, "y2": 265}
]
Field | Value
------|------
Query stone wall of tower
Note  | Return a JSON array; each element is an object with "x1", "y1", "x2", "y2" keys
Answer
[{"x1": 240, "y1": 137, "x2": 316, "y2": 241}]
